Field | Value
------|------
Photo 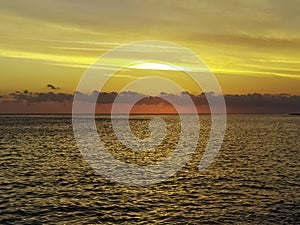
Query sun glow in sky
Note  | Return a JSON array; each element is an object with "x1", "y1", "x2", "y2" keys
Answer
[
  {"x1": 0, "y1": 0, "x2": 300, "y2": 98},
  {"x1": 128, "y1": 62, "x2": 193, "y2": 72}
]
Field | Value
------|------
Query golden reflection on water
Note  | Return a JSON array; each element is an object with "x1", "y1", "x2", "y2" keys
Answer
[{"x1": 0, "y1": 115, "x2": 299, "y2": 224}]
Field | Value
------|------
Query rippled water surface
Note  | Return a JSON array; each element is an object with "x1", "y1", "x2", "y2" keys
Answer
[{"x1": 1, "y1": 115, "x2": 299, "y2": 224}]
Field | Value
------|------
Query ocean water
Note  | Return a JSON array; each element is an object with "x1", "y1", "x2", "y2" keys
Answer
[{"x1": 0, "y1": 114, "x2": 299, "y2": 224}]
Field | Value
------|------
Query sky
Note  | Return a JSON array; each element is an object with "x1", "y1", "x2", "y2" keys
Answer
[{"x1": 0, "y1": 0, "x2": 300, "y2": 113}]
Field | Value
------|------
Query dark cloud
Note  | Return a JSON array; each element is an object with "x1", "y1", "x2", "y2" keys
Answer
[
  {"x1": 224, "y1": 93, "x2": 300, "y2": 113},
  {"x1": 47, "y1": 83, "x2": 60, "y2": 90},
  {"x1": 74, "y1": 91, "x2": 146, "y2": 104},
  {"x1": 9, "y1": 91, "x2": 72, "y2": 103},
  {"x1": 4, "y1": 90, "x2": 300, "y2": 113}
]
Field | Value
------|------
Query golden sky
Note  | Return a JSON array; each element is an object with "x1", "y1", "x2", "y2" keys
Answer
[{"x1": 1, "y1": 0, "x2": 300, "y2": 96}]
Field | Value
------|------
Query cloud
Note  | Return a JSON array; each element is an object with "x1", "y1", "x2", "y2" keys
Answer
[
  {"x1": 2, "y1": 90, "x2": 300, "y2": 114},
  {"x1": 9, "y1": 91, "x2": 72, "y2": 103},
  {"x1": 47, "y1": 83, "x2": 60, "y2": 90},
  {"x1": 1, "y1": 0, "x2": 299, "y2": 85},
  {"x1": 224, "y1": 93, "x2": 300, "y2": 113}
]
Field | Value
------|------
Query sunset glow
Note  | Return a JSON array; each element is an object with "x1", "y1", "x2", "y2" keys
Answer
[{"x1": 0, "y1": 0, "x2": 300, "y2": 113}]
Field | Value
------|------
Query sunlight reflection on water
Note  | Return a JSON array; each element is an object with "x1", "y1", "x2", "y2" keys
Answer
[{"x1": 0, "y1": 115, "x2": 299, "y2": 224}]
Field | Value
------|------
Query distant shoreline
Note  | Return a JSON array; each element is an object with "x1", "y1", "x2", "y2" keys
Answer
[{"x1": 0, "y1": 113, "x2": 297, "y2": 116}]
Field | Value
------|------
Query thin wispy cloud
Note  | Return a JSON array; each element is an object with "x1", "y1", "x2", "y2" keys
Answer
[{"x1": 0, "y1": 0, "x2": 299, "y2": 96}]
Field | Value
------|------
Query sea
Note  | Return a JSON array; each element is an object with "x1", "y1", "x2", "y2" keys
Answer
[{"x1": 0, "y1": 114, "x2": 299, "y2": 224}]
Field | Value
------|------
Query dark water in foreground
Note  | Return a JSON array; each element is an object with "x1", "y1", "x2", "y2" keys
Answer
[{"x1": 0, "y1": 115, "x2": 299, "y2": 224}]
